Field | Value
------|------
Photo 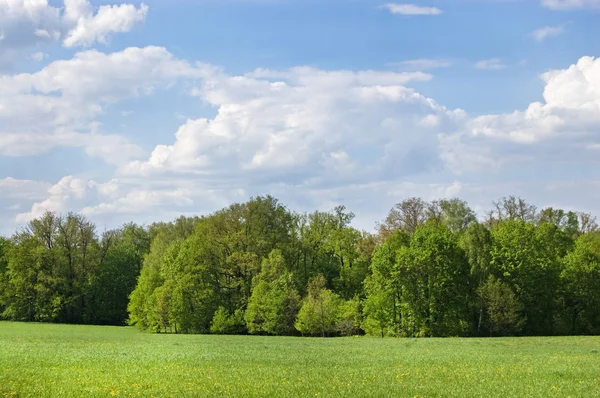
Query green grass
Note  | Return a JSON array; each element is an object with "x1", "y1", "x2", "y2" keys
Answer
[{"x1": 1, "y1": 322, "x2": 599, "y2": 397}]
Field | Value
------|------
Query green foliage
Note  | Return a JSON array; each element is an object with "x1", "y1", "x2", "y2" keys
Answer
[
  {"x1": 0, "y1": 237, "x2": 8, "y2": 315},
  {"x1": 88, "y1": 242, "x2": 139, "y2": 325},
  {"x1": 2, "y1": 195, "x2": 600, "y2": 338},
  {"x1": 127, "y1": 221, "x2": 203, "y2": 332},
  {"x1": 295, "y1": 274, "x2": 341, "y2": 336},
  {"x1": 559, "y1": 232, "x2": 600, "y2": 334},
  {"x1": 245, "y1": 250, "x2": 301, "y2": 335},
  {"x1": 210, "y1": 307, "x2": 246, "y2": 334},
  {"x1": 460, "y1": 222, "x2": 493, "y2": 335},
  {"x1": 490, "y1": 220, "x2": 566, "y2": 335},
  {"x1": 2, "y1": 234, "x2": 43, "y2": 321},
  {"x1": 337, "y1": 296, "x2": 362, "y2": 336},
  {"x1": 478, "y1": 275, "x2": 525, "y2": 336},
  {"x1": 397, "y1": 223, "x2": 470, "y2": 337},
  {"x1": 362, "y1": 230, "x2": 409, "y2": 337}
]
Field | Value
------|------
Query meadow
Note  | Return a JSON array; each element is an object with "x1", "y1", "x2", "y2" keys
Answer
[{"x1": 1, "y1": 322, "x2": 599, "y2": 397}]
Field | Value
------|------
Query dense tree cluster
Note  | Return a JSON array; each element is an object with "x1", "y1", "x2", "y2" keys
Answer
[{"x1": 1, "y1": 195, "x2": 599, "y2": 337}]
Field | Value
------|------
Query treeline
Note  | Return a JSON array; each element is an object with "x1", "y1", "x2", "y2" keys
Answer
[{"x1": 1, "y1": 195, "x2": 599, "y2": 337}]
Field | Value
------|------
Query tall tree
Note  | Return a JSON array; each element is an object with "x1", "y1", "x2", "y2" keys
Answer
[
  {"x1": 87, "y1": 228, "x2": 143, "y2": 325},
  {"x1": 362, "y1": 230, "x2": 410, "y2": 337},
  {"x1": 490, "y1": 220, "x2": 564, "y2": 335},
  {"x1": 2, "y1": 233, "x2": 45, "y2": 321},
  {"x1": 397, "y1": 223, "x2": 470, "y2": 337},
  {"x1": 438, "y1": 199, "x2": 477, "y2": 233},
  {"x1": 379, "y1": 197, "x2": 428, "y2": 237},
  {"x1": 245, "y1": 249, "x2": 300, "y2": 335},
  {"x1": 0, "y1": 237, "x2": 8, "y2": 315},
  {"x1": 459, "y1": 222, "x2": 493, "y2": 335},
  {"x1": 487, "y1": 196, "x2": 537, "y2": 227},
  {"x1": 295, "y1": 274, "x2": 341, "y2": 337},
  {"x1": 559, "y1": 232, "x2": 600, "y2": 334},
  {"x1": 478, "y1": 275, "x2": 525, "y2": 336}
]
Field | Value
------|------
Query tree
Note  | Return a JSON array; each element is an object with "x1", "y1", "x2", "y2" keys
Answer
[
  {"x1": 88, "y1": 236, "x2": 140, "y2": 325},
  {"x1": 295, "y1": 274, "x2": 341, "y2": 337},
  {"x1": 559, "y1": 232, "x2": 600, "y2": 334},
  {"x1": 490, "y1": 220, "x2": 564, "y2": 335},
  {"x1": 2, "y1": 195, "x2": 599, "y2": 339},
  {"x1": 327, "y1": 224, "x2": 367, "y2": 299},
  {"x1": 397, "y1": 223, "x2": 470, "y2": 337},
  {"x1": 245, "y1": 250, "x2": 301, "y2": 335},
  {"x1": 128, "y1": 230, "x2": 173, "y2": 330},
  {"x1": 379, "y1": 197, "x2": 428, "y2": 237},
  {"x1": 210, "y1": 307, "x2": 245, "y2": 334},
  {"x1": 296, "y1": 209, "x2": 344, "y2": 290},
  {"x1": 438, "y1": 199, "x2": 477, "y2": 233},
  {"x1": 459, "y1": 222, "x2": 493, "y2": 335},
  {"x1": 0, "y1": 237, "x2": 8, "y2": 316},
  {"x1": 128, "y1": 218, "x2": 202, "y2": 331},
  {"x1": 362, "y1": 230, "x2": 409, "y2": 337},
  {"x1": 2, "y1": 233, "x2": 46, "y2": 321},
  {"x1": 337, "y1": 296, "x2": 362, "y2": 336},
  {"x1": 538, "y1": 208, "x2": 579, "y2": 237},
  {"x1": 478, "y1": 275, "x2": 525, "y2": 336},
  {"x1": 487, "y1": 196, "x2": 537, "y2": 226},
  {"x1": 577, "y1": 212, "x2": 599, "y2": 235}
]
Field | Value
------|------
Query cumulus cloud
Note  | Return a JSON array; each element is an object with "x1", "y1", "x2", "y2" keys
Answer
[
  {"x1": 121, "y1": 65, "x2": 460, "y2": 185},
  {"x1": 0, "y1": 0, "x2": 148, "y2": 65},
  {"x1": 0, "y1": 46, "x2": 204, "y2": 164},
  {"x1": 442, "y1": 56, "x2": 600, "y2": 173},
  {"x1": 9, "y1": 49, "x2": 600, "y2": 236},
  {"x1": 10, "y1": 62, "x2": 462, "y2": 228},
  {"x1": 381, "y1": 3, "x2": 443, "y2": 15},
  {"x1": 15, "y1": 175, "x2": 127, "y2": 223},
  {"x1": 62, "y1": 0, "x2": 148, "y2": 48},
  {"x1": 15, "y1": 176, "x2": 88, "y2": 222},
  {"x1": 531, "y1": 25, "x2": 565, "y2": 41}
]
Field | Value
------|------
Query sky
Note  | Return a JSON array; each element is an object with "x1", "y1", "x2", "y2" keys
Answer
[{"x1": 0, "y1": 0, "x2": 599, "y2": 235}]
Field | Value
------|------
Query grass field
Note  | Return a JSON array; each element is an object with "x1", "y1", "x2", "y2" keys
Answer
[{"x1": 1, "y1": 322, "x2": 599, "y2": 397}]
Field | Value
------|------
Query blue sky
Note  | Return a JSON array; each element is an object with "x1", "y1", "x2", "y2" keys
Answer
[{"x1": 1, "y1": 0, "x2": 600, "y2": 235}]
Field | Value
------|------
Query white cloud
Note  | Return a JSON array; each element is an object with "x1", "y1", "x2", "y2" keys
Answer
[
  {"x1": 0, "y1": 0, "x2": 148, "y2": 65},
  {"x1": 81, "y1": 188, "x2": 195, "y2": 216},
  {"x1": 0, "y1": 46, "x2": 204, "y2": 164},
  {"x1": 121, "y1": 65, "x2": 456, "y2": 182},
  {"x1": 381, "y1": 3, "x2": 443, "y2": 15},
  {"x1": 442, "y1": 55, "x2": 600, "y2": 173},
  {"x1": 16, "y1": 176, "x2": 90, "y2": 223},
  {"x1": 30, "y1": 51, "x2": 48, "y2": 61},
  {"x1": 8, "y1": 48, "x2": 600, "y2": 237},
  {"x1": 531, "y1": 25, "x2": 565, "y2": 41},
  {"x1": 475, "y1": 58, "x2": 507, "y2": 70},
  {"x1": 62, "y1": 1, "x2": 148, "y2": 48},
  {"x1": 541, "y1": 0, "x2": 600, "y2": 10},
  {"x1": 24, "y1": 63, "x2": 457, "y2": 227},
  {"x1": 0, "y1": 132, "x2": 143, "y2": 165},
  {"x1": 387, "y1": 59, "x2": 453, "y2": 70},
  {"x1": 14, "y1": 175, "x2": 135, "y2": 223},
  {"x1": 0, "y1": 177, "x2": 51, "y2": 200}
]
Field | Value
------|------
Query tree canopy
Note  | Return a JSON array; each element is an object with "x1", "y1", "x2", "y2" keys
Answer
[{"x1": 1, "y1": 195, "x2": 599, "y2": 337}]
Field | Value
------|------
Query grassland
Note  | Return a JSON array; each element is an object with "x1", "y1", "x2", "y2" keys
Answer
[{"x1": 1, "y1": 322, "x2": 599, "y2": 397}]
